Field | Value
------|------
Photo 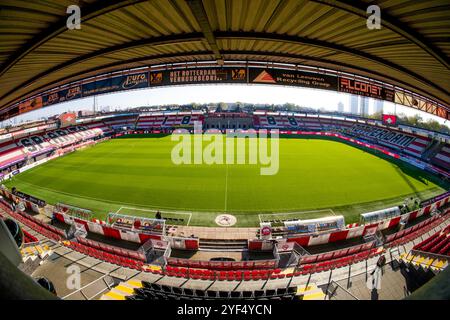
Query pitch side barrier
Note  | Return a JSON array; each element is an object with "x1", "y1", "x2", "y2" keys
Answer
[
  {"x1": 52, "y1": 209, "x2": 199, "y2": 250},
  {"x1": 252, "y1": 192, "x2": 450, "y2": 248},
  {"x1": 1, "y1": 184, "x2": 448, "y2": 252},
  {"x1": 0, "y1": 185, "x2": 198, "y2": 250},
  {"x1": 0, "y1": 200, "x2": 66, "y2": 240}
]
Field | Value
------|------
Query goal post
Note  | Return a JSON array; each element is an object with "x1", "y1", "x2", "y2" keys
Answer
[{"x1": 112, "y1": 206, "x2": 193, "y2": 227}]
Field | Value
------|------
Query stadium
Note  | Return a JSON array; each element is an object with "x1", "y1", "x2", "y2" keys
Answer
[{"x1": 0, "y1": 0, "x2": 449, "y2": 304}]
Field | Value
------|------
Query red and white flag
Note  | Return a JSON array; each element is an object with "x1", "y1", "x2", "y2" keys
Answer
[{"x1": 382, "y1": 114, "x2": 397, "y2": 126}]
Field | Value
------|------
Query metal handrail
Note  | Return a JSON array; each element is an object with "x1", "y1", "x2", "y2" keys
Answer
[
  {"x1": 326, "y1": 280, "x2": 359, "y2": 300},
  {"x1": 61, "y1": 273, "x2": 117, "y2": 300}
]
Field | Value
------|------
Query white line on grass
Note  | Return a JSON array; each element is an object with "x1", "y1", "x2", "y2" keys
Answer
[
  {"x1": 117, "y1": 206, "x2": 193, "y2": 226},
  {"x1": 224, "y1": 164, "x2": 229, "y2": 212},
  {"x1": 115, "y1": 206, "x2": 124, "y2": 214},
  {"x1": 11, "y1": 177, "x2": 346, "y2": 226},
  {"x1": 11, "y1": 177, "x2": 205, "y2": 211}
]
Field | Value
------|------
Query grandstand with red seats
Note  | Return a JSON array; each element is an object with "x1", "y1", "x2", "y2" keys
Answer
[
  {"x1": 0, "y1": 0, "x2": 449, "y2": 303},
  {"x1": 0, "y1": 116, "x2": 448, "y2": 300}
]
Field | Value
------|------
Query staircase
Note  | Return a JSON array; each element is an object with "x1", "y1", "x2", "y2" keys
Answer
[
  {"x1": 296, "y1": 283, "x2": 327, "y2": 300},
  {"x1": 422, "y1": 140, "x2": 442, "y2": 161},
  {"x1": 133, "y1": 115, "x2": 141, "y2": 130},
  {"x1": 296, "y1": 117, "x2": 307, "y2": 130},
  {"x1": 399, "y1": 252, "x2": 448, "y2": 274},
  {"x1": 20, "y1": 244, "x2": 52, "y2": 262},
  {"x1": 101, "y1": 279, "x2": 142, "y2": 300}
]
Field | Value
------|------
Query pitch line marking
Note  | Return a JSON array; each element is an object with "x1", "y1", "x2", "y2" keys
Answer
[
  {"x1": 11, "y1": 177, "x2": 202, "y2": 211},
  {"x1": 224, "y1": 164, "x2": 229, "y2": 213},
  {"x1": 115, "y1": 206, "x2": 124, "y2": 214},
  {"x1": 12, "y1": 177, "x2": 200, "y2": 223},
  {"x1": 117, "y1": 206, "x2": 192, "y2": 226},
  {"x1": 10, "y1": 177, "x2": 346, "y2": 216}
]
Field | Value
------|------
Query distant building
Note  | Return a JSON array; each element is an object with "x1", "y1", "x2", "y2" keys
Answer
[
  {"x1": 349, "y1": 95, "x2": 370, "y2": 116},
  {"x1": 79, "y1": 110, "x2": 95, "y2": 116},
  {"x1": 360, "y1": 97, "x2": 369, "y2": 116},
  {"x1": 374, "y1": 99, "x2": 384, "y2": 114},
  {"x1": 337, "y1": 101, "x2": 344, "y2": 113},
  {"x1": 350, "y1": 95, "x2": 359, "y2": 114}
]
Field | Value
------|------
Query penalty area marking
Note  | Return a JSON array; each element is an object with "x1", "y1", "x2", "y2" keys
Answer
[
  {"x1": 258, "y1": 208, "x2": 336, "y2": 224},
  {"x1": 116, "y1": 206, "x2": 193, "y2": 226}
]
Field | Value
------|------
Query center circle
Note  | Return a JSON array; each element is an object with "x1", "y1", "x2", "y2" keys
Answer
[{"x1": 215, "y1": 214, "x2": 237, "y2": 227}]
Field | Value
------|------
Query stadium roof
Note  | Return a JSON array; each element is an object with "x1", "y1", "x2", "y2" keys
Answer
[{"x1": 0, "y1": 0, "x2": 449, "y2": 117}]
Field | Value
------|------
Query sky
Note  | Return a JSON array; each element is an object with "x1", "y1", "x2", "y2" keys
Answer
[{"x1": 2, "y1": 84, "x2": 448, "y2": 127}]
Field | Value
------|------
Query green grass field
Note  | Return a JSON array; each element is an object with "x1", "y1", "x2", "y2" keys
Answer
[{"x1": 4, "y1": 135, "x2": 448, "y2": 227}]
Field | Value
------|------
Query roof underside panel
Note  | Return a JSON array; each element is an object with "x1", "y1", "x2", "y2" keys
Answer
[{"x1": 0, "y1": 0, "x2": 448, "y2": 115}]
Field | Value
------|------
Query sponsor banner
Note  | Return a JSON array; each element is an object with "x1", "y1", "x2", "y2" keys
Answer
[
  {"x1": 86, "y1": 220, "x2": 105, "y2": 235},
  {"x1": 0, "y1": 106, "x2": 20, "y2": 121},
  {"x1": 12, "y1": 189, "x2": 46, "y2": 207},
  {"x1": 54, "y1": 203, "x2": 92, "y2": 220},
  {"x1": 346, "y1": 225, "x2": 365, "y2": 239},
  {"x1": 249, "y1": 68, "x2": 338, "y2": 90},
  {"x1": 18, "y1": 96, "x2": 43, "y2": 114},
  {"x1": 338, "y1": 77, "x2": 395, "y2": 101},
  {"x1": 119, "y1": 229, "x2": 141, "y2": 243},
  {"x1": 43, "y1": 86, "x2": 82, "y2": 106},
  {"x1": 150, "y1": 67, "x2": 247, "y2": 86},
  {"x1": 169, "y1": 237, "x2": 189, "y2": 250},
  {"x1": 276, "y1": 241, "x2": 295, "y2": 252},
  {"x1": 420, "y1": 191, "x2": 450, "y2": 207},
  {"x1": 260, "y1": 222, "x2": 272, "y2": 240},
  {"x1": 400, "y1": 156, "x2": 427, "y2": 170},
  {"x1": 82, "y1": 72, "x2": 149, "y2": 97},
  {"x1": 150, "y1": 239, "x2": 169, "y2": 250},
  {"x1": 307, "y1": 233, "x2": 331, "y2": 246}
]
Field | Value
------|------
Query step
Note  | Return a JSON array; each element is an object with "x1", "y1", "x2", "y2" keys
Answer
[
  {"x1": 101, "y1": 290, "x2": 126, "y2": 300},
  {"x1": 296, "y1": 284, "x2": 326, "y2": 301}
]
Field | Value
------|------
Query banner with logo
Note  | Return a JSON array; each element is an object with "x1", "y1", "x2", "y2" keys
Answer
[
  {"x1": 82, "y1": 72, "x2": 149, "y2": 97},
  {"x1": 149, "y1": 67, "x2": 247, "y2": 86},
  {"x1": 18, "y1": 96, "x2": 43, "y2": 114},
  {"x1": 248, "y1": 68, "x2": 338, "y2": 91},
  {"x1": 338, "y1": 77, "x2": 395, "y2": 101},
  {"x1": 12, "y1": 189, "x2": 46, "y2": 207},
  {"x1": 260, "y1": 222, "x2": 273, "y2": 240},
  {"x1": 5, "y1": 66, "x2": 414, "y2": 121},
  {"x1": 0, "y1": 106, "x2": 20, "y2": 121},
  {"x1": 43, "y1": 86, "x2": 82, "y2": 106}
]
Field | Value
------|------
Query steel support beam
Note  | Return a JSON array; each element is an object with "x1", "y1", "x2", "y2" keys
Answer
[
  {"x1": 311, "y1": 0, "x2": 449, "y2": 69},
  {"x1": 214, "y1": 31, "x2": 450, "y2": 99},
  {"x1": 0, "y1": 0, "x2": 148, "y2": 78},
  {"x1": 0, "y1": 33, "x2": 204, "y2": 106},
  {"x1": 185, "y1": 0, "x2": 223, "y2": 64}
]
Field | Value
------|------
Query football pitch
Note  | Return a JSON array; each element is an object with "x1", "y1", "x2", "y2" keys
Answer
[{"x1": 5, "y1": 135, "x2": 447, "y2": 227}]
